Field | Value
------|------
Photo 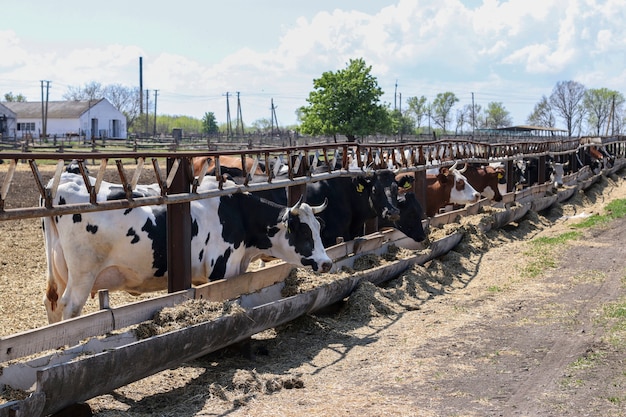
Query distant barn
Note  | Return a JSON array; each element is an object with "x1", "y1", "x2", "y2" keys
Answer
[{"x1": 4, "y1": 98, "x2": 127, "y2": 140}]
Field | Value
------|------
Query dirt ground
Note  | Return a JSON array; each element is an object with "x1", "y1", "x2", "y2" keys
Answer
[{"x1": 1, "y1": 162, "x2": 625, "y2": 417}]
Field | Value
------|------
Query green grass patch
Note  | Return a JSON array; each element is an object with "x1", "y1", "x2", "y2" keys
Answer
[
  {"x1": 529, "y1": 231, "x2": 582, "y2": 247},
  {"x1": 522, "y1": 231, "x2": 582, "y2": 278},
  {"x1": 572, "y1": 199, "x2": 626, "y2": 229}
]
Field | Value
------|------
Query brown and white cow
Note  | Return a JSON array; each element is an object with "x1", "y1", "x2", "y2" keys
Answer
[
  {"x1": 192, "y1": 155, "x2": 265, "y2": 178},
  {"x1": 458, "y1": 163, "x2": 506, "y2": 202},
  {"x1": 397, "y1": 162, "x2": 481, "y2": 217}
]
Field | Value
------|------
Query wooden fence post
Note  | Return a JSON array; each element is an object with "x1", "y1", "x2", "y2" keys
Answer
[{"x1": 167, "y1": 157, "x2": 192, "y2": 293}]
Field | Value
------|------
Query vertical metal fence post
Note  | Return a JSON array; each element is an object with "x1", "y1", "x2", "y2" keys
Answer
[{"x1": 167, "y1": 157, "x2": 192, "y2": 293}]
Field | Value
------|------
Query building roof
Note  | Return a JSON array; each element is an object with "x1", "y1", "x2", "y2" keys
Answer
[
  {"x1": 3, "y1": 99, "x2": 104, "y2": 118},
  {"x1": 495, "y1": 125, "x2": 567, "y2": 133},
  {"x1": 0, "y1": 102, "x2": 17, "y2": 118}
]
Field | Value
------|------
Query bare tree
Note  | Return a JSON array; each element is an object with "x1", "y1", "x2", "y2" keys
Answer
[
  {"x1": 64, "y1": 81, "x2": 141, "y2": 131},
  {"x1": 549, "y1": 80, "x2": 586, "y2": 136},
  {"x1": 527, "y1": 95, "x2": 555, "y2": 127},
  {"x1": 104, "y1": 84, "x2": 141, "y2": 131},
  {"x1": 63, "y1": 81, "x2": 104, "y2": 101}
]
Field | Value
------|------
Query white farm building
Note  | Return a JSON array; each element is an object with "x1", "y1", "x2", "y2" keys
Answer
[{"x1": 3, "y1": 98, "x2": 127, "y2": 140}]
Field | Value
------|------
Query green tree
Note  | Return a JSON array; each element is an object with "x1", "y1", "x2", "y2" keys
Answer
[
  {"x1": 583, "y1": 88, "x2": 624, "y2": 135},
  {"x1": 549, "y1": 80, "x2": 586, "y2": 136},
  {"x1": 483, "y1": 102, "x2": 512, "y2": 128},
  {"x1": 299, "y1": 58, "x2": 391, "y2": 142},
  {"x1": 202, "y1": 112, "x2": 219, "y2": 134},
  {"x1": 406, "y1": 95, "x2": 428, "y2": 132},
  {"x1": 155, "y1": 114, "x2": 203, "y2": 135},
  {"x1": 389, "y1": 109, "x2": 415, "y2": 136},
  {"x1": 527, "y1": 95, "x2": 555, "y2": 127},
  {"x1": 3, "y1": 92, "x2": 27, "y2": 102},
  {"x1": 431, "y1": 92, "x2": 459, "y2": 133}
]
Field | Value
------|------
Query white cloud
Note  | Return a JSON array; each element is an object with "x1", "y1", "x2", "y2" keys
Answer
[{"x1": 2, "y1": 0, "x2": 626, "y2": 127}]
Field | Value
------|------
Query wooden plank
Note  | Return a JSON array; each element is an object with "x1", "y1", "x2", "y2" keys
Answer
[
  {"x1": 194, "y1": 262, "x2": 294, "y2": 301},
  {"x1": 110, "y1": 289, "x2": 195, "y2": 330},
  {"x1": 0, "y1": 290, "x2": 193, "y2": 363},
  {"x1": 352, "y1": 234, "x2": 386, "y2": 255},
  {"x1": 0, "y1": 393, "x2": 45, "y2": 417},
  {"x1": 0, "y1": 331, "x2": 138, "y2": 391},
  {"x1": 0, "y1": 310, "x2": 114, "y2": 363}
]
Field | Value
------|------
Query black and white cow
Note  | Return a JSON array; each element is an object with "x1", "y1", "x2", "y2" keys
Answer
[
  {"x1": 304, "y1": 169, "x2": 401, "y2": 247},
  {"x1": 378, "y1": 191, "x2": 427, "y2": 243},
  {"x1": 41, "y1": 173, "x2": 332, "y2": 323}
]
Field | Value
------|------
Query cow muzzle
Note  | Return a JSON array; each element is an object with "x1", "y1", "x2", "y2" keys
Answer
[{"x1": 383, "y1": 207, "x2": 401, "y2": 222}]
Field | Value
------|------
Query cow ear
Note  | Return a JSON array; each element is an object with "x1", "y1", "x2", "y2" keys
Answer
[
  {"x1": 396, "y1": 175, "x2": 414, "y2": 190},
  {"x1": 354, "y1": 177, "x2": 368, "y2": 193}
]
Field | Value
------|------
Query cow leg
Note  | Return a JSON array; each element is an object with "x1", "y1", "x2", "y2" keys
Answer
[{"x1": 59, "y1": 272, "x2": 96, "y2": 320}]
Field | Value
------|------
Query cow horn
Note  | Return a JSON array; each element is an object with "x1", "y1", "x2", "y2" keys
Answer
[
  {"x1": 289, "y1": 195, "x2": 304, "y2": 215},
  {"x1": 311, "y1": 198, "x2": 328, "y2": 214},
  {"x1": 459, "y1": 162, "x2": 468, "y2": 173},
  {"x1": 450, "y1": 160, "x2": 458, "y2": 171}
]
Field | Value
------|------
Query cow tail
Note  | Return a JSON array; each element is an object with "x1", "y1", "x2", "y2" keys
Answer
[{"x1": 42, "y1": 216, "x2": 59, "y2": 311}]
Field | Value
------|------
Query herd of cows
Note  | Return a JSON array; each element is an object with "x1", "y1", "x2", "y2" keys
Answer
[{"x1": 40, "y1": 144, "x2": 615, "y2": 323}]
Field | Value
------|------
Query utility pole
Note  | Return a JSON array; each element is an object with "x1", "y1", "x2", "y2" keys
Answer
[
  {"x1": 145, "y1": 89, "x2": 150, "y2": 135},
  {"x1": 270, "y1": 98, "x2": 279, "y2": 137},
  {"x1": 225, "y1": 92, "x2": 232, "y2": 140},
  {"x1": 235, "y1": 91, "x2": 244, "y2": 137},
  {"x1": 153, "y1": 89, "x2": 159, "y2": 136},
  {"x1": 40, "y1": 80, "x2": 50, "y2": 141},
  {"x1": 394, "y1": 80, "x2": 398, "y2": 111},
  {"x1": 398, "y1": 92, "x2": 402, "y2": 141},
  {"x1": 471, "y1": 92, "x2": 475, "y2": 135},
  {"x1": 139, "y1": 57, "x2": 143, "y2": 117}
]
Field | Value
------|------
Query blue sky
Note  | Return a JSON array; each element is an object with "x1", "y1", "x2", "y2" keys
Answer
[{"x1": 2, "y1": 0, "x2": 625, "y2": 129}]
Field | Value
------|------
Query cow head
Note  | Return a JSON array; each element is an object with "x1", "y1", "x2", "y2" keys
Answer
[
  {"x1": 394, "y1": 192, "x2": 428, "y2": 243},
  {"x1": 443, "y1": 162, "x2": 481, "y2": 206},
  {"x1": 512, "y1": 159, "x2": 528, "y2": 190},
  {"x1": 550, "y1": 161, "x2": 569, "y2": 188},
  {"x1": 372, "y1": 170, "x2": 401, "y2": 221},
  {"x1": 276, "y1": 197, "x2": 332, "y2": 273}
]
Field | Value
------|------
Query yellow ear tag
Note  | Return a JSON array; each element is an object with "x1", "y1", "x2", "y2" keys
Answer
[
  {"x1": 403, "y1": 182, "x2": 412, "y2": 189},
  {"x1": 356, "y1": 183, "x2": 365, "y2": 193},
  {"x1": 497, "y1": 173, "x2": 504, "y2": 179}
]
